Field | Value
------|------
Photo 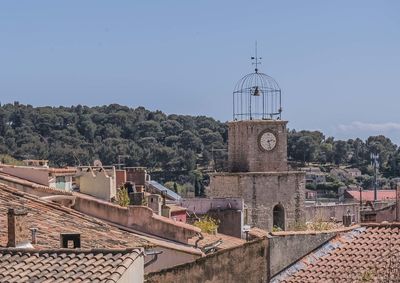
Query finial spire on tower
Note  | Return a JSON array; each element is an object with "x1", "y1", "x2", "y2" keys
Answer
[
  {"x1": 251, "y1": 41, "x2": 262, "y2": 73},
  {"x1": 233, "y1": 41, "x2": 282, "y2": 121}
]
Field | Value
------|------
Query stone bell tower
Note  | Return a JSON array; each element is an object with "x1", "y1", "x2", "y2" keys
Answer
[{"x1": 209, "y1": 49, "x2": 305, "y2": 232}]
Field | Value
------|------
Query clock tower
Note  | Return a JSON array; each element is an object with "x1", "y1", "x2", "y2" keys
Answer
[
  {"x1": 228, "y1": 119, "x2": 288, "y2": 172},
  {"x1": 209, "y1": 48, "x2": 305, "y2": 232}
]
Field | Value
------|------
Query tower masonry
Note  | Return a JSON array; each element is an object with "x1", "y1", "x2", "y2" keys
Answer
[
  {"x1": 208, "y1": 49, "x2": 305, "y2": 232},
  {"x1": 228, "y1": 120, "x2": 288, "y2": 172}
]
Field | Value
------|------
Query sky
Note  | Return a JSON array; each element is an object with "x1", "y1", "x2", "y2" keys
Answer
[{"x1": 0, "y1": 1, "x2": 399, "y2": 143}]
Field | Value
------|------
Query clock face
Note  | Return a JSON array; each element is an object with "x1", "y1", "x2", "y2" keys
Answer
[{"x1": 259, "y1": 132, "x2": 277, "y2": 151}]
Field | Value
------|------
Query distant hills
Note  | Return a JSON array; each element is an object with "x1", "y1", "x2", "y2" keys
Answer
[{"x1": 0, "y1": 102, "x2": 399, "y2": 183}]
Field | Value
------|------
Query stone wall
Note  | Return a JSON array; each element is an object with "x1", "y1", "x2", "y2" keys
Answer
[
  {"x1": 269, "y1": 230, "x2": 342, "y2": 277},
  {"x1": 375, "y1": 203, "x2": 397, "y2": 222},
  {"x1": 126, "y1": 167, "x2": 147, "y2": 186},
  {"x1": 179, "y1": 198, "x2": 244, "y2": 238},
  {"x1": 145, "y1": 237, "x2": 268, "y2": 283},
  {"x1": 305, "y1": 203, "x2": 360, "y2": 223},
  {"x1": 209, "y1": 171, "x2": 305, "y2": 231},
  {"x1": 144, "y1": 246, "x2": 200, "y2": 274},
  {"x1": 228, "y1": 120, "x2": 288, "y2": 172},
  {"x1": 208, "y1": 209, "x2": 243, "y2": 238},
  {"x1": 178, "y1": 198, "x2": 243, "y2": 214},
  {"x1": 77, "y1": 167, "x2": 116, "y2": 201},
  {"x1": 73, "y1": 194, "x2": 200, "y2": 244},
  {"x1": 361, "y1": 202, "x2": 397, "y2": 223}
]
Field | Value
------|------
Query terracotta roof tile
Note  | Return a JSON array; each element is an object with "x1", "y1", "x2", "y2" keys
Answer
[
  {"x1": 346, "y1": 190, "x2": 397, "y2": 201},
  {"x1": 0, "y1": 183, "x2": 150, "y2": 249},
  {"x1": 167, "y1": 204, "x2": 187, "y2": 213},
  {"x1": 275, "y1": 223, "x2": 400, "y2": 283},
  {"x1": 249, "y1": 227, "x2": 268, "y2": 238},
  {"x1": 0, "y1": 248, "x2": 142, "y2": 283},
  {"x1": 188, "y1": 232, "x2": 246, "y2": 250}
]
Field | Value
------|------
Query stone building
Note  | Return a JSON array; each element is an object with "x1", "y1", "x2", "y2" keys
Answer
[{"x1": 208, "y1": 58, "x2": 305, "y2": 231}]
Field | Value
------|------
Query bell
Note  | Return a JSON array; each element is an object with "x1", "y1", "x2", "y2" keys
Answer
[{"x1": 252, "y1": 86, "x2": 260, "y2": 96}]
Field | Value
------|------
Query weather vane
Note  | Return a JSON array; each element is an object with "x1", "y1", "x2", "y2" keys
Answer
[{"x1": 251, "y1": 41, "x2": 262, "y2": 73}]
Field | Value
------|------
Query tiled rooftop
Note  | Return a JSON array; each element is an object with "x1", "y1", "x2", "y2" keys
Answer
[
  {"x1": 167, "y1": 204, "x2": 187, "y2": 213},
  {"x1": 277, "y1": 223, "x2": 400, "y2": 283},
  {"x1": 0, "y1": 183, "x2": 150, "y2": 249},
  {"x1": 0, "y1": 164, "x2": 77, "y2": 176},
  {"x1": 346, "y1": 190, "x2": 396, "y2": 201},
  {"x1": 0, "y1": 171, "x2": 73, "y2": 195},
  {"x1": 188, "y1": 232, "x2": 246, "y2": 251},
  {"x1": 248, "y1": 227, "x2": 268, "y2": 238},
  {"x1": 0, "y1": 248, "x2": 142, "y2": 283},
  {"x1": 0, "y1": 172, "x2": 203, "y2": 249}
]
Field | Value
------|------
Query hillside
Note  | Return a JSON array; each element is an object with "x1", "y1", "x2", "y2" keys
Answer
[{"x1": 0, "y1": 102, "x2": 399, "y2": 194}]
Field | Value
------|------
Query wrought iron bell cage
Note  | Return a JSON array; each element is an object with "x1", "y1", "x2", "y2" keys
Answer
[{"x1": 233, "y1": 70, "x2": 282, "y2": 121}]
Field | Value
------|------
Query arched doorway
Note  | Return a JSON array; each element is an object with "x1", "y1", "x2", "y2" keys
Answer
[{"x1": 273, "y1": 204, "x2": 285, "y2": 231}]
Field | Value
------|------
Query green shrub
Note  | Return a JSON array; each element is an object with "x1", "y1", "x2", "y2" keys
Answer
[
  {"x1": 116, "y1": 186, "x2": 130, "y2": 207},
  {"x1": 193, "y1": 216, "x2": 220, "y2": 234},
  {"x1": 0, "y1": 154, "x2": 23, "y2": 165},
  {"x1": 272, "y1": 225, "x2": 283, "y2": 232}
]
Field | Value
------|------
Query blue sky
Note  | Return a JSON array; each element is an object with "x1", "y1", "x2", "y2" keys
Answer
[{"x1": 1, "y1": 1, "x2": 399, "y2": 143}]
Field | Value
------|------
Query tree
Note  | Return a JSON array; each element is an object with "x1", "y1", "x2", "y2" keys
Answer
[
  {"x1": 288, "y1": 132, "x2": 319, "y2": 163},
  {"x1": 179, "y1": 130, "x2": 202, "y2": 152},
  {"x1": 333, "y1": 140, "x2": 349, "y2": 165},
  {"x1": 366, "y1": 135, "x2": 397, "y2": 171},
  {"x1": 161, "y1": 120, "x2": 183, "y2": 136}
]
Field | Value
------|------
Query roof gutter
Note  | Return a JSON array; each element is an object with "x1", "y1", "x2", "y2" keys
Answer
[{"x1": 144, "y1": 249, "x2": 163, "y2": 268}]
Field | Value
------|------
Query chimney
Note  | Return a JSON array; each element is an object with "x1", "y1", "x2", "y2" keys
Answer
[
  {"x1": 30, "y1": 227, "x2": 38, "y2": 245},
  {"x1": 146, "y1": 194, "x2": 162, "y2": 215},
  {"x1": 7, "y1": 208, "x2": 29, "y2": 248},
  {"x1": 130, "y1": 192, "x2": 144, "y2": 205},
  {"x1": 162, "y1": 190, "x2": 166, "y2": 206},
  {"x1": 60, "y1": 233, "x2": 81, "y2": 248}
]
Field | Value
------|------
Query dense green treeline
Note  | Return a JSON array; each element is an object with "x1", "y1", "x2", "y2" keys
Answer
[
  {"x1": 0, "y1": 102, "x2": 228, "y2": 174},
  {"x1": 0, "y1": 102, "x2": 399, "y2": 183},
  {"x1": 288, "y1": 130, "x2": 400, "y2": 178}
]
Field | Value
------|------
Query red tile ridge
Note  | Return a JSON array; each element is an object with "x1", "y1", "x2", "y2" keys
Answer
[
  {"x1": 167, "y1": 204, "x2": 187, "y2": 213},
  {"x1": 361, "y1": 222, "x2": 400, "y2": 228},
  {"x1": 0, "y1": 247, "x2": 143, "y2": 255}
]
